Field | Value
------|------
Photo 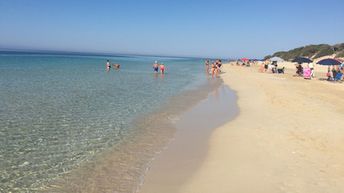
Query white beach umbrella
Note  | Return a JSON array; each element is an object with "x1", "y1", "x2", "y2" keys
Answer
[{"x1": 270, "y1": 56, "x2": 284, "y2": 62}]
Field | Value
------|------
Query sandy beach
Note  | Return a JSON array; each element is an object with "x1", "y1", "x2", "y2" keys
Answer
[
  {"x1": 178, "y1": 63, "x2": 344, "y2": 193},
  {"x1": 2, "y1": 1, "x2": 343, "y2": 192},
  {"x1": 142, "y1": 63, "x2": 344, "y2": 193}
]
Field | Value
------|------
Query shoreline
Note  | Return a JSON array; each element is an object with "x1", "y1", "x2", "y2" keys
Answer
[
  {"x1": 41, "y1": 74, "x2": 224, "y2": 193},
  {"x1": 139, "y1": 83, "x2": 238, "y2": 193},
  {"x1": 178, "y1": 64, "x2": 344, "y2": 193}
]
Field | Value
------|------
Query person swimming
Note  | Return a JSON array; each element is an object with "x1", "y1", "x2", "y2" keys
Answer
[
  {"x1": 153, "y1": 61, "x2": 159, "y2": 73},
  {"x1": 160, "y1": 63, "x2": 165, "y2": 74},
  {"x1": 113, "y1": 63, "x2": 120, "y2": 70}
]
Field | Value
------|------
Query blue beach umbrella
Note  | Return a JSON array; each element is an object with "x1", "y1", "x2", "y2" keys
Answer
[
  {"x1": 317, "y1": 58, "x2": 342, "y2": 66},
  {"x1": 292, "y1": 57, "x2": 313, "y2": 64}
]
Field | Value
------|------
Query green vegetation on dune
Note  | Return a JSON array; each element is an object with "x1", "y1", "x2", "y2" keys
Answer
[{"x1": 267, "y1": 43, "x2": 344, "y2": 61}]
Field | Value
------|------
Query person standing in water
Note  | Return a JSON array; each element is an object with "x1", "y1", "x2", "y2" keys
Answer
[
  {"x1": 106, "y1": 60, "x2": 111, "y2": 72},
  {"x1": 205, "y1": 59, "x2": 210, "y2": 73},
  {"x1": 153, "y1": 61, "x2": 159, "y2": 73},
  {"x1": 160, "y1": 63, "x2": 165, "y2": 74},
  {"x1": 211, "y1": 62, "x2": 217, "y2": 78},
  {"x1": 216, "y1": 59, "x2": 222, "y2": 75}
]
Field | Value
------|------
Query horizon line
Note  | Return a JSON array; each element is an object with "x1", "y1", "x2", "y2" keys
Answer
[
  {"x1": 0, "y1": 47, "x2": 243, "y2": 60},
  {"x1": 0, "y1": 47, "x2": 261, "y2": 60}
]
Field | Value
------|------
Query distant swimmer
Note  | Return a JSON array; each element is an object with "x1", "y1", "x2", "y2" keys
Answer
[
  {"x1": 153, "y1": 61, "x2": 159, "y2": 73},
  {"x1": 160, "y1": 63, "x2": 165, "y2": 74},
  {"x1": 106, "y1": 60, "x2": 111, "y2": 71},
  {"x1": 113, "y1": 63, "x2": 120, "y2": 70}
]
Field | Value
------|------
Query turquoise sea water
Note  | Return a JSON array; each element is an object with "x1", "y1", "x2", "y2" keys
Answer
[{"x1": 0, "y1": 53, "x2": 211, "y2": 192}]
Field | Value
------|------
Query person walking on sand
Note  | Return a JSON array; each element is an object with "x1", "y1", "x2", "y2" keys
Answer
[
  {"x1": 106, "y1": 60, "x2": 111, "y2": 72},
  {"x1": 153, "y1": 61, "x2": 159, "y2": 73},
  {"x1": 160, "y1": 63, "x2": 165, "y2": 74}
]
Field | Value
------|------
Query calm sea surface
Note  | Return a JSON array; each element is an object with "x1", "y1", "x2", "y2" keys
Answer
[{"x1": 0, "y1": 53, "x2": 213, "y2": 192}]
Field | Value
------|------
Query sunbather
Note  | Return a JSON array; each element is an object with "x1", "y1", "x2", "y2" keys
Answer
[{"x1": 296, "y1": 64, "x2": 303, "y2": 76}]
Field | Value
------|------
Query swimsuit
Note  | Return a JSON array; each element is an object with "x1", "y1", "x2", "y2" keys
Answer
[{"x1": 154, "y1": 67, "x2": 159, "y2": 72}]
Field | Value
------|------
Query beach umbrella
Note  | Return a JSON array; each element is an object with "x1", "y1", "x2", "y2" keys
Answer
[
  {"x1": 292, "y1": 57, "x2": 313, "y2": 64},
  {"x1": 317, "y1": 58, "x2": 342, "y2": 66},
  {"x1": 241, "y1": 58, "x2": 249, "y2": 62},
  {"x1": 270, "y1": 56, "x2": 284, "y2": 62}
]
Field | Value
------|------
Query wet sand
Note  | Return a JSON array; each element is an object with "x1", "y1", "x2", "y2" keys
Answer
[
  {"x1": 179, "y1": 64, "x2": 344, "y2": 193},
  {"x1": 140, "y1": 84, "x2": 238, "y2": 193}
]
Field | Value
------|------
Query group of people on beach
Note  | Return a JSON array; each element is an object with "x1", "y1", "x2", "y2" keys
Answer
[
  {"x1": 257, "y1": 60, "x2": 285, "y2": 74},
  {"x1": 292, "y1": 62, "x2": 343, "y2": 81},
  {"x1": 106, "y1": 60, "x2": 120, "y2": 72},
  {"x1": 294, "y1": 63, "x2": 315, "y2": 78},
  {"x1": 205, "y1": 59, "x2": 222, "y2": 77},
  {"x1": 327, "y1": 65, "x2": 344, "y2": 81},
  {"x1": 257, "y1": 60, "x2": 308, "y2": 79},
  {"x1": 235, "y1": 60, "x2": 254, "y2": 67},
  {"x1": 236, "y1": 58, "x2": 344, "y2": 82}
]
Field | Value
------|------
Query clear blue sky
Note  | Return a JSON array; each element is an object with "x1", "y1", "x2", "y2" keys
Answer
[{"x1": 0, "y1": 0, "x2": 343, "y2": 58}]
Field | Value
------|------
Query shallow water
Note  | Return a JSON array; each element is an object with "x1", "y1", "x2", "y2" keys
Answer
[
  {"x1": 139, "y1": 85, "x2": 238, "y2": 193},
  {"x1": 0, "y1": 53, "x2": 224, "y2": 192}
]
